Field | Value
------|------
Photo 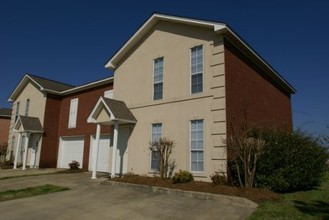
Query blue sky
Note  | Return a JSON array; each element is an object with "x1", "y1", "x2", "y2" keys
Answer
[{"x1": 0, "y1": 0, "x2": 328, "y2": 135}]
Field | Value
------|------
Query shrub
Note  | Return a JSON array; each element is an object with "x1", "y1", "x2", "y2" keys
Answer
[
  {"x1": 255, "y1": 130, "x2": 329, "y2": 192},
  {"x1": 68, "y1": 160, "x2": 80, "y2": 170},
  {"x1": 210, "y1": 173, "x2": 227, "y2": 186},
  {"x1": 172, "y1": 170, "x2": 194, "y2": 184},
  {"x1": 149, "y1": 137, "x2": 175, "y2": 179}
]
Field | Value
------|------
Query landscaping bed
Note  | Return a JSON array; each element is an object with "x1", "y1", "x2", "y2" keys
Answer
[{"x1": 111, "y1": 174, "x2": 278, "y2": 203}]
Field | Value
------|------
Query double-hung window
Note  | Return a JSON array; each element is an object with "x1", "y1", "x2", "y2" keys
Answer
[
  {"x1": 68, "y1": 98, "x2": 78, "y2": 128},
  {"x1": 191, "y1": 45, "x2": 203, "y2": 94},
  {"x1": 190, "y1": 119, "x2": 204, "y2": 172},
  {"x1": 153, "y1": 57, "x2": 163, "y2": 100},
  {"x1": 151, "y1": 123, "x2": 162, "y2": 171},
  {"x1": 25, "y1": 99, "x2": 30, "y2": 116},
  {"x1": 15, "y1": 102, "x2": 20, "y2": 122}
]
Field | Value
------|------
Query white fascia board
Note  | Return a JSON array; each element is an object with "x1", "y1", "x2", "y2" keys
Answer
[
  {"x1": 87, "y1": 97, "x2": 104, "y2": 123},
  {"x1": 105, "y1": 13, "x2": 226, "y2": 70},
  {"x1": 105, "y1": 14, "x2": 157, "y2": 70},
  {"x1": 13, "y1": 116, "x2": 23, "y2": 131},
  {"x1": 8, "y1": 74, "x2": 43, "y2": 102},
  {"x1": 62, "y1": 77, "x2": 114, "y2": 95},
  {"x1": 41, "y1": 77, "x2": 113, "y2": 96},
  {"x1": 41, "y1": 88, "x2": 62, "y2": 95},
  {"x1": 87, "y1": 97, "x2": 115, "y2": 123},
  {"x1": 102, "y1": 99, "x2": 116, "y2": 121},
  {"x1": 115, "y1": 118, "x2": 137, "y2": 124},
  {"x1": 220, "y1": 27, "x2": 296, "y2": 93}
]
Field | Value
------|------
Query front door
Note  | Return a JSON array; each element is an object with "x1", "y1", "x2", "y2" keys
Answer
[
  {"x1": 29, "y1": 135, "x2": 39, "y2": 168},
  {"x1": 116, "y1": 126, "x2": 130, "y2": 174}
]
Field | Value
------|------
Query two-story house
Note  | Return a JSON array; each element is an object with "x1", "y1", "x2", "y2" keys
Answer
[
  {"x1": 7, "y1": 13, "x2": 295, "y2": 181},
  {"x1": 6, "y1": 74, "x2": 119, "y2": 171},
  {"x1": 88, "y1": 13, "x2": 295, "y2": 181}
]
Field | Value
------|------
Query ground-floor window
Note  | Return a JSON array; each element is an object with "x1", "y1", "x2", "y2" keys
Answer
[
  {"x1": 190, "y1": 119, "x2": 204, "y2": 172},
  {"x1": 151, "y1": 123, "x2": 162, "y2": 171}
]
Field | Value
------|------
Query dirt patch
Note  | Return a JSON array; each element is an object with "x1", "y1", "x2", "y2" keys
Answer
[
  {"x1": 0, "y1": 163, "x2": 13, "y2": 169},
  {"x1": 111, "y1": 174, "x2": 278, "y2": 203}
]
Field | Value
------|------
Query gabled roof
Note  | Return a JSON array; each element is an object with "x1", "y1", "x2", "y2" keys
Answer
[
  {"x1": 0, "y1": 108, "x2": 12, "y2": 118},
  {"x1": 87, "y1": 97, "x2": 136, "y2": 124},
  {"x1": 102, "y1": 98, "x2": 136, "y2": 122},
  {"x1": 105, "y1": 13, "x2": 296, "y2": 94},
  {"x1": 13, "y1": 116, "x2": 44, "y2": 133},
  {"x1": 8, "y1": 74, "x2": 113, "y2": 102},
  {"x1": 29, "y1": 74, "x2": 75, "y2": 92},
  {"x1": 8, "y1": 74, "x2": 74, "y2": 101}
]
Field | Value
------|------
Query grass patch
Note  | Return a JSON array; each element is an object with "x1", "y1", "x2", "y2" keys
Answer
[
  {"x1": 0, "y1": 184, "x2": 69, "y2": 202},
  {"x1": 248, "y1": 173, "x2": 329, "y2": 219}
]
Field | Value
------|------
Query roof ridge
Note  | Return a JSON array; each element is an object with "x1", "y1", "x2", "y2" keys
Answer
[{"x1": 27, "y1": 73, "x2": 75, "y2": 88}]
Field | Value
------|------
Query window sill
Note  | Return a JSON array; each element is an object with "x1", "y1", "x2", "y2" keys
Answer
[{"x1": 191, "y1": 172, "x2": 207, "y2": 178}]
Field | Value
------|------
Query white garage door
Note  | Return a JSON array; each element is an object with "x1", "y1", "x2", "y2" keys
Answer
[
  {"x1": 57, "y1": 137, "x2": 84, "y2": 169},
  {"x1": 89, "y1": 135, "x2": 110, "y2": 172}
]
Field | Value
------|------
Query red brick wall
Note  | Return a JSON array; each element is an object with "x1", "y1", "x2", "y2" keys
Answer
[
  {"x1": 224, "y1": 39, "x2": 293, "y2": 134},
  {"x1": 39, "y1": 94, "x2": 62, "y2": 168},
  {"x1": 58, "y1": 83, "x2": 113, "y2": 170},
  {"x1": 39, "y1": 83, "x2": 113, "y2": 169},
  {"x1": 0, "y1": 117, "x2": 10, "y2": 145}
]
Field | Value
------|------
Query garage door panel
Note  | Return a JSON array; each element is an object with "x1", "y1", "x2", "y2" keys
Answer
[{"x1": 58, "y1": 137, "x2": 84, "y2": 169}]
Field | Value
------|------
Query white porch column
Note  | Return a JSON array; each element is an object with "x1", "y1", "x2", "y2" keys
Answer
[
  {"x1": 111, "y1": 121, "x2": 119, "y2": 178},
  {"x1": 91, "y1": 124, "x2": 101, "y2": 179},
  {"x1": 13, "y1": 133, "x2": 22, "y2": 170},
  {"x1": 22, "y1": 132, "x2": 30, "y2": 170}
]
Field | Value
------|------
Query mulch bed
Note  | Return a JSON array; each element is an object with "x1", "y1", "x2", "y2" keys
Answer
[{"x1": 111, "y1": 174, "x2": 279, "y2": 203}]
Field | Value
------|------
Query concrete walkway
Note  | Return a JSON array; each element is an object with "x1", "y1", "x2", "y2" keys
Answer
[
  {"x1": 0, "y1": 168, "x2": 60, "y2": 179},
  {"x1": 0, "y1": 171, "x2": 257, "y2": 220}
]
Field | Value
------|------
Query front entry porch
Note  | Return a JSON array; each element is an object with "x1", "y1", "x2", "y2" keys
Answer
[
  {"x1": 87, "y1": 97, "x2": 136, "y2": 179},
  {"x1": 12, "y1": 116, "x2": 44, "y2": 170}
]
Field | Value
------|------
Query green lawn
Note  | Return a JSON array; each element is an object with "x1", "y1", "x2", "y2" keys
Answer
[
  {"x1": 0, "y1": 184, "x2": 69, "y2": 202},
  {"x1": 249, "y1": 174, "x2": 329, "y2": 220}
]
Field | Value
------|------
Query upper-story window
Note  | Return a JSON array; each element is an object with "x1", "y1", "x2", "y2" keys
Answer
[
  {"x1": 68, "y1": 98, "x2": 79, "y2": 128},
  {"x1": 151, "y1": 123, "x2": 162, "y2": 171},
  {"x1": 153, "y1": 57, "x2": 163, "y2": 100},
  {"x1": 15, "y1": 102, "x2": 20, "y2": 122},
  {"x1": 191, "y1": 45, "x2": 203, "y2": 94},
  {"x1": 25, "y1": 99, "x2": 30, "y2": 116}
]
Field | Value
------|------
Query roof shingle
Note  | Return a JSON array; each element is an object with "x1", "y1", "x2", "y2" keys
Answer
[
  {"x1": 19, "y1": 116, "x2": 44, "y2": 133},
  {"x1": 103, "y1": 98, "x2": 136, "y2": 122},
  {"x1": 0, "y1": 108, "x2": 12, "y2": 117},
  {"x1": 28, "y1": 74, "x2": 75, "y2": 92}
]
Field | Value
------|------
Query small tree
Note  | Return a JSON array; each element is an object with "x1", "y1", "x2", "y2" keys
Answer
[
  {"x1": 0, "y1": 143, "x2": 8, "y2": 163},
  {"x1": 150, "y1": 137, "x2": 175, "y2": 179},
  {"x1": 226, "y1": 129, "x2": 265, "y2": 188}
]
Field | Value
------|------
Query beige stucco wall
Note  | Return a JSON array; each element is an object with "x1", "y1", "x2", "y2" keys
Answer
[
  {"x1": 7, "y1": 82, "x2": 46, "y2": 167},
  {"x1": 113, "y1": 21, "x2": 227, "y2": 181}
]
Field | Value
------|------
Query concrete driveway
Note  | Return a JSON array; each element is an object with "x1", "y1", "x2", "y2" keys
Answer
[{"x1": 0, "y1": 172, "x2": 256, "y2": 220}]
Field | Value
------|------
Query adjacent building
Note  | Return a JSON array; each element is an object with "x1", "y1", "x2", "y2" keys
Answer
[
  {"x1": 7, "y1": 74, "x2": 114, "y2": 169},
  {"x1": 0, "y1": 108, "x2": 11, "y2": 147}
]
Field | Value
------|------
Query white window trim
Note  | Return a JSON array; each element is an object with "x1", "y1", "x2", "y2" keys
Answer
[
  {"x1": 68, "y1": 98, "x2": 79, "y2": 128},
  {"x1": 190, "y1": 119, "x2": 204, "y2": 173},
  {"x1": 153, "y1": 57, "x2": 164, "y2": 101},
  {"x1": 150, "y1": 123, "x2": 162, "y2": 171},
  {"x1": 190, "y1": 45, "x2": 204, "y2": 95}
]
